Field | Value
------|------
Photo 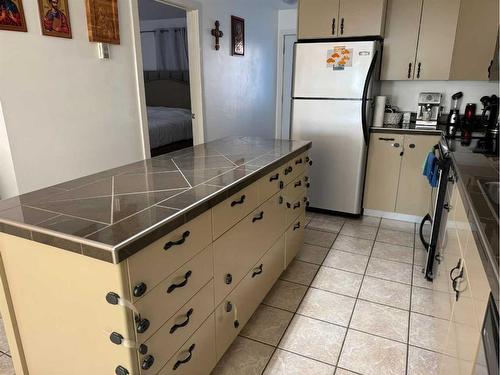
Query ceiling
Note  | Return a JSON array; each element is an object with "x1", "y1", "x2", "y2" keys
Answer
[{"x1": 138, "y1": 0, "x2": 186, "y2": 21}]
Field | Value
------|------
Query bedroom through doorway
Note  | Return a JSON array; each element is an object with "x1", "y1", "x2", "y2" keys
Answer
[{"x1": 138, "y1": 0, "x2": 194, "y2": 156}]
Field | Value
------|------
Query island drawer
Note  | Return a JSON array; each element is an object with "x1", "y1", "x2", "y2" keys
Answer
[
  {"x1": 215, "y1": 236, "x2": 285, "y2": 359},
  {"x1": 282, "y1": 152, "x2": 307, "y2": 185},
  {"x1": 258, "y1": 167, "x2": 283, "y2": 204},
  {"x1": 157, "y1": 314, "x2": 216, "y2": 375},
  {"x1": 128, "y1": 211, "x2": 212, "y2": 302},
  {"x1": 285, "y1": 213, "x2": 306, "y2": 267},
  {"x1": 285, "y1": 194, "x2": 306, "y2": 228},
  {"x1": 212, "y1": 182, "x2": 259, "y2": 240},
  {"x1": 284, "y1": 173, "x2": 307, "y2": 201},
  {"x1": 213, "y1": 193, "x2": 285, "y2": 305},
  {"x1": 138, "y1": 280, "x2": 214, "y2": 374},
  {"x1": 135, "y1": 245, "x2": 213, "y2": 342}
]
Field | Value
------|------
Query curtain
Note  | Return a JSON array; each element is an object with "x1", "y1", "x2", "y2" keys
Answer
[{"x1": 154, "y1": 28, "x2": 189, "y2": 81}]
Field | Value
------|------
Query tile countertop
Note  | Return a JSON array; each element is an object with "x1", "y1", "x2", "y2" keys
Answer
[{"x1": 0, "y1": 137, "x2": 312, "y2": 264}]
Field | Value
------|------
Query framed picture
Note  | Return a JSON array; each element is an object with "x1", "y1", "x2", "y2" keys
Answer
[
  {"x1": 37, "y1": 0, "x2": 72, "y2": 38},
  {"x1": 231, "y1": 16, "x2": 244, "y2": 56},
  {"x1": 85, "y1": 0, "x2": 120, "y2": 45},
  {"x1": 0, "y1": 0, "x2": 27, "y2": 32}
]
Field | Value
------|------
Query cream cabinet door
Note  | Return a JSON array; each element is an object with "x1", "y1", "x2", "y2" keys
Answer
[
  {"x1": 396, "y1": 134, "x2": 440, "y2": 216},
  {"x1": 380, "y1": 0, "x2": 423, "y2": 80},
  {"x1": 298, "y1": 0, "x2": 340, "y2": 39},
  {"x1": 363, "y1": 133, "x2": 404, "y2": 212},
  {"x1": 415, "y1": 0, "x2": 460, "y2": 80},
  {"x1": 338, "y1": 0, "x2": 387, "y2": 37}
]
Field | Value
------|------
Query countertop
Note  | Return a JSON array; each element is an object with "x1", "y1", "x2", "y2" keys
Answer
[
  {"x1": 370, "y1": 125, "x2": 443, "y2": 136},
  {"x1": 0, "y1": 137, "x2": 311, "y2": 264}
]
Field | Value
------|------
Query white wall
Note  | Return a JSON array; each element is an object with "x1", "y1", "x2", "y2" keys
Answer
[
  {"x1": 380, "y1": 81, "x2": 500, "y2": 114},
  {"x1": 0, "y1": 103, "x2": 18, "y2": 199}
]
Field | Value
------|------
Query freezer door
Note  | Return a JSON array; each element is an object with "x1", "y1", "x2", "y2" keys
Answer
[
  {"x1": 293, "y1": 41, "x2": 377, "y2": 99},
  {"x1": 291, "y1": 99, "x2": 367, "y2": 214}
]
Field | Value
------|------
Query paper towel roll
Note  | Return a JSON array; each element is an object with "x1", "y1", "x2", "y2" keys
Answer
[{"x1": 372, "y1": 96, "x2": 386, "y2": 127}]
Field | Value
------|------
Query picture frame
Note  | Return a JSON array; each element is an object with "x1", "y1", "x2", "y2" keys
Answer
[
  {"x1": 85, "y1": 0, "x2": 120, "y2": 45},
  {"x1": 231, "y1": 16, "x2": 244, "y2": 56},
  {"x1": 0, "y1": 0, "x2": 27, "y2": 32},
  {"x1": 37, "y1": 0, "x2": 72, "y2": 39}
]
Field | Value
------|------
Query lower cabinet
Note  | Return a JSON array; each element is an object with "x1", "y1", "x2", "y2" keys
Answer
[{"x1": 285, "y1": 213, "x2": 306, "y2": 268}]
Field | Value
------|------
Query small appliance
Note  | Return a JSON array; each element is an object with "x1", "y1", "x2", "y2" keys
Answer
[
  {"x1": 480, "y1": 95, "x2": 499, "y2": 131},
  {"x1": 416, "y1": 92, "x2": 442, "y2": 129},
  {"x1": 446, "y1": 91, "x2": 463, "y2": 137}
]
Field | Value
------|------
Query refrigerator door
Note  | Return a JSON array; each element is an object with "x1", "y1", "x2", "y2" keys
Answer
[
  {"x1": 293, "y1": 41, "x2": 377, "y2": 99},
  {"x1": 291, "y1": 99, "x2": 367, "y2": 214}
]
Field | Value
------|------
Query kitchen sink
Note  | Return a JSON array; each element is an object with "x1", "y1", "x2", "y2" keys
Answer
[{"x1": 478, "y1": 180, "x2": 499, "y2": 220}]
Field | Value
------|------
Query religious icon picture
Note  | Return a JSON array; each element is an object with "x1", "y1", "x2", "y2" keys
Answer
[
  {"x1": 0, "y1": 0, "x2": 27, "y2": 32},
  {"x1": 231, "y1": 16, "x2": 244, "y2": 56},
  {"x1": 37, "y1": 0, "x2": 72, "y2": 38},
  {"x1": 85, "y1": 0, "x2": 120, "y2": 45}
]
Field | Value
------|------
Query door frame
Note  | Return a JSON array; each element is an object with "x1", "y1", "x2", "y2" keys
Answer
[{"x1": 131, "y1": 0, "x2": 205, "y2": 158}]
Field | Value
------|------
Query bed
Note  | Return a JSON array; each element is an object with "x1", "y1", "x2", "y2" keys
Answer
[{"x1": 144, "y1": 72, "x2": 193, "y2": 155}]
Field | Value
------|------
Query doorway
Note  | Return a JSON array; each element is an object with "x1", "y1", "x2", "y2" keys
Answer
[{"x1": 280, "y1": 34, "x2": 297, "y2": 139}]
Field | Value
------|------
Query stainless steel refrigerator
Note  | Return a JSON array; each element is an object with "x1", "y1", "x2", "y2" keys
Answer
[{"x1": 291, "y1": 40, "x2": 381, "y2": 215}]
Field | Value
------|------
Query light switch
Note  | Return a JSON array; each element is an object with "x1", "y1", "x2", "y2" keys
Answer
[{"x1": 97, "y1": 43, "x2": 110, "y2": 59}]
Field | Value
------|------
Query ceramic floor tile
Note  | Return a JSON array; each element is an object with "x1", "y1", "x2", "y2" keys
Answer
[
  {"x1": 0, "y1": 319, "x2": 9, "y2": 354},
  {"x1": 263, "y1": 349, "x2": 335, "y2": 375},
  {"x1": 371, "y1": 242, "x2": 414, "y2": 264},
  {"x1": 344, "y1": 215, "x2": 381, "y2": 227},
  {"x1": 411, "y1": 286, "x2": 453, "y2": 320},
  {"x1": 311, "y1": 267, "x2": 363, "y2": 297},
  {"x1": 414, "y1": 247, "x2": 427, "y2": 267},
  {"x1": 240, "y1": 305, "x2": 293, "y2": 346},
  {"x1": 307, "y1": 215, "x2": 344, "y2": 233},
  {"x1": 338, "y1": 330, "x2": 407, "y2": 375},
  {"x1": 409, "y1": 312, "x2": 454, "y2": 354},
  {"x1": 380, "y1": 218, "x2": 416, "y2": 233},
  {"x1": 304, "y1": 228, "x2": 337, "y2": 248},
  {"x1": 212, "y1": 336, "x2": 274, "y2": 375},
  {"x1": 296, "y1": 244, "x2": 329, "y2": 265},
  {"x1": 350, "y1": 300, "x2": 409, "y2": 343},
  {"x1": 359, "y1": 276, "x2": 411, "y2": 310},
  {"x1": 412, "y1": 265, "x2": 451, "y2": 293},
  {"x1": 279, "y1": 315, "x2": 346, "y2": 365},
  {"x1": 366, "y1": 257, "x2": 412, "y2": 284},
  {"x1": 340, "y1": 223, "x2": 378, "y2": 240},
  {"x1": 407, "y1": 346, "x2": 460, "y2": 375},
  {"x1": 376, "y1": 228, "x2": 414, "y2": 247},
  {"x1": 263, "y1": 280, "x2": 308, "y2": 312},
  {"x1": 0, "y1": 355, "x2": 14, "y2": 375},
  {"x1": 297, "y1": 288, "x2": 355, "y2": 327},
  {"x1": 335, "y1": 369, "x2": 358, "y2": 375},
  {"x1": 323, "y1": 250, "x2": 369, "y2": 275},
  {"x1": 331, "y1": 235, "x2": 374, "y2": 256},
  {"x1": 280, "y1": 260, "x2": 319, "y2": 286}
]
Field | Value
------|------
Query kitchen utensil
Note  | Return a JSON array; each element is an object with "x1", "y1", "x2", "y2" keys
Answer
[{"x1": 480, "y1": 95, "x2": 499, "y2": 130}]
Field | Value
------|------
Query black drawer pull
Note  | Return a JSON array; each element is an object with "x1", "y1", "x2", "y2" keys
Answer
[
  {"x1": 293, "y1": 222, "x2": 301, "y2": 231},
  {"x1": 115, "y1": 366, "x2": 130, "y2": 375},
  {"x1": 293, "y1": 202, "x2": 301, "y2": 210},
  {"x1": 133, "y1": 282, "x2": 147, "y2": 298},
  {"x1": 340, "y1": 17, "x2": 344, "y2": 35},
  {"x1": 379, "y1": 137, "x2": 395, "y2": 141},
  {"x1": 138, "y1": 344, "x2": 148, "y2": 355},
  {"x1": 449, "y1": 260, "x2": 461, "y2": 281},
  {"x1": 231, "y1": 195, "x2": 246, "y2": 207},
  {"x1": 224, "y1": 273, "x2": 233, "y2": 284},
  {"x1": 164, "y1": 231, "x2": 190, "y2": 250},
  {"x1": 417, "y1": 62, "x2": 421, "y2": 78},
  {"x1": 407, "y1": 62, "x2": 412, "y2": 79},
  {"x1": 306, "y1": 182, "x2": 310, "y2": 188},
  {"x1": 284, "y1": 166, "x2": 293, "y2": 175},
  {"x1": 409, "y1": 143, "x2": 415, "y2": 149},
  {"x1": 305, "y1": 156, "x2": 312, "y2": 166},
  {"x1": 452, "y1": 270, "x2": 464, "y2": 301},
  {"x1": 252, "y1": 264, "x2": 263, "y2": 278},
  {"x1": 141, "y1": 355, "x2": 155, "y2": 370},
  {"x1": 332, "y1": 17, "x2": 335, "y2": 35},
  {"x1": 136, "y1": 318, "x2": 150, "y2": 334},
  {"x1": 167, "y1": 271, "x2": 192, "y2": 294},
  {"x1": 170, "y1": 308, "x2": 194, "y2": 334},
  {"x1": 269, "y1": 173, "x2": 279, "y2": 181},
  {"x1": 173, "y1": 344, "x2": 195, "y2": 370},
  {"x1": 279, "y1": 181, "x2": 284, "y2": 189},
  {"x1": 294, "y1": 181, "x2": 302, "y2": 188},
  {"x1": 295, "y1": 158, "x2": 303, "y2": 165},
  {"x1": 252, "y1": 211, "x2": 264, "y2": 223}
]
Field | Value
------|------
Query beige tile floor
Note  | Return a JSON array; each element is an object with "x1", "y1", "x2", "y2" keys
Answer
[
  {"x1": 212, "y1": 212, "x2": 458, "y2": 375},
  {"x1": 0, "y1": 318, "x2": 14, "y2": 374}
]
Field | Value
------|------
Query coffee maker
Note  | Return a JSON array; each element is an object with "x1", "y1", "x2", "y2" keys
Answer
[
  {"x1": 416, "y1": 92, "x2": 442, "y2": 129},
  {"x1": 446, "y1": 91, "x2": 463, "y2": 136}
]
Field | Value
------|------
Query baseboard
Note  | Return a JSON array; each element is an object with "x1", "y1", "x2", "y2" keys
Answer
[{"x1": 363, "y1": 209, "x2": 423, "y2": 223}]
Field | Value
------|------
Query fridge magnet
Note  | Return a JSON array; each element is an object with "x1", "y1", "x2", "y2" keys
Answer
[
  {"x1": 0, "y1": 0, "x2": 27, "y2": 32},
  {"x1": 231, "y1": 16, "x2": 244, "y2": 56},
  {"x1": 326, "y1": 47, "x2": 353, "y2": 70},
  {"x1": 38, "y1": 0, "x2": 72, "y2": 38},
  {"x1": 85, "y1": 0, "x2": 120, "y2": 44}
]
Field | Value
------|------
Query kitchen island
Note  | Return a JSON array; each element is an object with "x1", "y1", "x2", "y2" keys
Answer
[{"x1": 0, "y1": 137, "x2": 312, "y2": 375}]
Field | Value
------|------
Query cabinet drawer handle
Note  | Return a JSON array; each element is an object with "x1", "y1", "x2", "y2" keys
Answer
[
  {"x1": 340, "y1": 17, "x2": 344, "y2": 35},
  {"x1": 293, "y1": 202, "x2": 301, "y2": 210},
  {"x1": 332, "y1": 18, "x2": 336, "y2": 35},
  {"x1": 173, "y1": 343, "x2": 195, "y2": 370},
  {"x1": 449, "y1": 259, "x2": 461, "y2": 281},
  {"x1": 141, "y1": 355, "x2": 155, "y2": 370},
  {"x1": 136, "y1": 318, "x2": 150, "y2": 334},
  {"x1": 252, "y1": 211, "x2": 264, "y2": 222},
  {"x1": 417, "y1": 62, "x2": 421, "y2": 78},
  {"x1": 392, "y1": 143, "x2": 400, "y2": 148},
  {"x1": 284, "y1": 166, "x2": 293, "y2": 175},
  {"x1": 409, "y1": 143, "x2": 415, "y2": 149},
  {"x1": 269, "y1": 173, "x2": 279, "y2": 182},
  {"x1": 224, "y1": 273, "x2": 233, "y2": 285},
  {"x1": 167, "y1": 271, "x2": 192, "y2": 294},
  {"x1": 164, "y1": 231, "x2": 190, "y2": 250},
  {"x1": 444, "y1": 203, "x2": 452, "y2": 211},
  {"x1": 231, "y1": 195, "x2": 246, "y2": 207},
  {"x1": 170, "y1": 308, "x2": 194, "y2": 334},
  {"x1": 452, "y1": 270, "x2": 464, "y2": 301},
  {"x1": 378, "y1": 137, "x2": 395, "y2": 141},
  {"x1": 305, "y1": 156, "x2": 312, "y2": 166},
  {"x1": 407, "y1": 62, "x2": 412, "y2": 79},
  {"x1": 488, "y1": 59, "x2": 493, "y2": 79},
  {"x1": 133, "y1": 282, "x2": 147, "y2": 298},
  {"x1": 295, "y1": 158, "x2": 303, "y2": 165},
  {"x1": 294, "y1": 180, "x2": 302, "y2": 188},
  {"x1": 252, "y1": 264, "x2": 263, "y2": 278},
  {"x1": 293, "y1": 222, "x2": 301, "y2": 231},
  {"x1": 279, "y1": 181, "x2": 284, "y2": 189}
]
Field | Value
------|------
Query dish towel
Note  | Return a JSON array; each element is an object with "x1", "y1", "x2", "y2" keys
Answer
[{"x1": 422, "y1": 152, "x2": 439, "y2": 188}]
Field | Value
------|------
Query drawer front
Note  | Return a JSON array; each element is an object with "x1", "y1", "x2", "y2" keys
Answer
[
  {"x1": 258, "y1": 168, "x2": 283, "y2": 204},
  {"x1": 128, "y1": 211, "x2": 212, "y2": 302},
  {"x1": 284, "y1": 173, "x2": 307, "y2": 201},
  {"x1": 158, "y1": 314, "x2": 216, "y2": 375},
  {"x1": 285, "y1": 213, "x2": 306, "y2": 268},
  {"x1": 138, "y1": 280, "x2": 214, "y2": 374},
  {"x1": 285, "y1": 194, "x2": 306, "y2": 228},
  {"x1": 215, "y1": 236, "x2": 285, "y2": 359},
  {"x1": 135, "y1": 246, "x2": 213, "y2": 341},
  {"x1": 213, "y1": 193, "x2": 285, "y2": 305},
  {"x1": 212, "y1": 183, "x2": 259, "y2": 240},
  {"x1": 282, "y1": 153, "x2": 307, "y2": 185}
]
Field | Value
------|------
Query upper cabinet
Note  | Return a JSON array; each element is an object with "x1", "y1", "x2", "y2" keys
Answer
[
  {"x1": 381, "y1": 0, "x2": 499, "y2": 80},
  {"x1": 298, "y1": 0, "x2": 387, "y2": 40}
]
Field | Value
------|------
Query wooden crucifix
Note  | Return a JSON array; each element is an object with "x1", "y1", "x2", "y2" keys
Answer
[{"x1": 211, "y1": 21, "x2": 223, "y2": 51}]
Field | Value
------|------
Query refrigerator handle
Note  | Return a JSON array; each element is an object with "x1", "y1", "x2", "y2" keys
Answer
[{"x1": 361, "y1": 50, "x2": 378, "y2": 146}]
